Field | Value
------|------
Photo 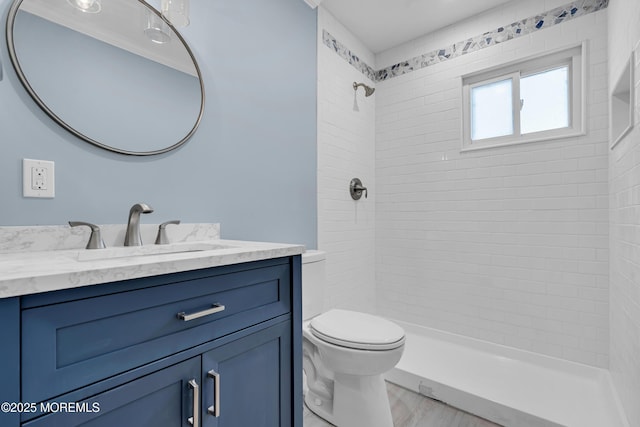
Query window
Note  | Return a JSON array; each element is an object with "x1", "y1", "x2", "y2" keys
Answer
[{"x1": 462, "y1": 44, "x2": 585, "y2": 151}]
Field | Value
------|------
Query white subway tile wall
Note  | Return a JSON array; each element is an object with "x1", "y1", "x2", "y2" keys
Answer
[
  {"x1": 317, "y1": 7, "x2": 377, "y2": 314},
  {"x1": 608, "y1": 0, "x2": 640, "y2": 425},
  {"x1": 374, "y1": 10, "x2": 609, "y2": 367}
]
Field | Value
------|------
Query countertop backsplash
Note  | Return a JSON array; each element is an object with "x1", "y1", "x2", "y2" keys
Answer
[{"x1": 0, "y1": 223, "x2": 221, "y2": 253}]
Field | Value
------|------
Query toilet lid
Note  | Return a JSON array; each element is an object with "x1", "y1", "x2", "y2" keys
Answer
[{"x1": 310, "y1": 309, "x2": 405, "y2": 350}]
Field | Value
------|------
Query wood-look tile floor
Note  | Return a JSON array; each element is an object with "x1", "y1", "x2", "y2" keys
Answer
[{"x1": 303, "y1": 382, "x2": 502, "y2": 427}]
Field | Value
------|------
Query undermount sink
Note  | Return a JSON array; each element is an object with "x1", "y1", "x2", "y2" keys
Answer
[{"x1": 73, "y1": 242, "x2": 237, "y2": 262}]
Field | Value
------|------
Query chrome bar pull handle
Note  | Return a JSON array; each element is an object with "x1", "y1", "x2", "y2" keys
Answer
[
  {"x1": 187, "y1": 379, "x2": 200, "y2": 427},
  {"x1": 207, "y1": 370, "x2": 221, "y2": 417},
  {"x1": 177, "y1": 303, "x2": 225, "y2": 321}
]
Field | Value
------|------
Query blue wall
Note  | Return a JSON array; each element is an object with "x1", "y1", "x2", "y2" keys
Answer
[{"x1": 0, "y1": 0, "x2": 318, "y2": 249}]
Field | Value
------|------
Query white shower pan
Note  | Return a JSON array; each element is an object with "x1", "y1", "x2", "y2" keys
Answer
[{"x1": 385, "y1": 320, "x2": 629, "y2": 427}]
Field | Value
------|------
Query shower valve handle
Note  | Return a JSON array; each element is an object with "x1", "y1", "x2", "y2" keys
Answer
[
  {"x1": 354, "y1": 185, "x2": 367, "y2": 198},
  {"x1": 350, "y1": 178, "x2": 368, "y2": 200}
]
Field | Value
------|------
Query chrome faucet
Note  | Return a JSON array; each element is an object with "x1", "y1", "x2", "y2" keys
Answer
[{"x1": 124, "y1": 203, "x2": 154, "y2": 246}]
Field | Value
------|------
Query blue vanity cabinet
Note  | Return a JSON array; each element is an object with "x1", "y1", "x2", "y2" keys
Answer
[
  {"x1": 0, "y1": 255, "x2": 302, "y2": 427},
  {"x1": 21, "y1": 259, "x2": 293, "y2": 403}
]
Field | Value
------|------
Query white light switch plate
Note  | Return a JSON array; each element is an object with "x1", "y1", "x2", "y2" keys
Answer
[{"x1": 23, "y1": 159, "x2": 55, "y2": 198}]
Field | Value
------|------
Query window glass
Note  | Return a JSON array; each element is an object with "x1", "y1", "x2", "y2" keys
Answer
[
  {"x1": 471, "y1": 78, "x2": 513, "y2": 141},
  {"x1": 462, "y1": 44, "x2": 583, "y2": 151},
  {"x1": 520, "y1": 66, "x2": 569, "y2": 134}
]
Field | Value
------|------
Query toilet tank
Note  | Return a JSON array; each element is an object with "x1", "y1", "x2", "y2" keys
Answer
[{"x1": 301, "y1": 250, "x2": 326, "y2": 321}]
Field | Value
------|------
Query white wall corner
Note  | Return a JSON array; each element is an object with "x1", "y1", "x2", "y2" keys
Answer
[{"x1": 303, "y1": 0, "x2": 323, "y2": 9}]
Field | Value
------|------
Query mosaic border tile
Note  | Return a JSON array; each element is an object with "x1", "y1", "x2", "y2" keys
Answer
[
  {"x1": 324, "y1": 0, "x2": 608, "y2": 83},
  {"x1": 322, "y1": 29, "x2": 377, "y2": 82}
]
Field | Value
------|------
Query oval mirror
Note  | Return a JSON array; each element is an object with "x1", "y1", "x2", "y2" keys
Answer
[{"x1": 6, "y1": 0, "x2": 205, "y2": 156}]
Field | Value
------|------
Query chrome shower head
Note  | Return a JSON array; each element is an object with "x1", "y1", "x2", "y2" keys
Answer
[{"x1": 353, "y1": 82, "x2": 375, "y2": 97}]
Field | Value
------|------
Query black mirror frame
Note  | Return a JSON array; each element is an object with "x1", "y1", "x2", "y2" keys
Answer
[{"x1": 5, "y1": 0, "x2": 205, "y2": 156}]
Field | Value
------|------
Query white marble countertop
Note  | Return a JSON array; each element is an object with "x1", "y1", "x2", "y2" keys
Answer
[{"x1": 0, "y1": 224, "x2": 304, "y2": 299}]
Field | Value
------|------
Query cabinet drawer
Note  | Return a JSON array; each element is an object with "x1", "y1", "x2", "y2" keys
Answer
[{"x1": 22, "y1": 262, "x2": 291, "y2": 402}]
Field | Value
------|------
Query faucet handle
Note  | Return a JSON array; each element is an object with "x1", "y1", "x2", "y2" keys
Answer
[
  {"x1": 155, "y1": 220, "x2": 181, "y2": 245},
  {"x1": 69, "y1": 221, "x2": 106, "y2": 250}
]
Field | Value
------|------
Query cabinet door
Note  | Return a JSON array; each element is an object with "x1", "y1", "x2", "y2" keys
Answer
[
  {"x1": 202, "y1": 321, "x2": 292, "y2": 427},
  {"x1": 24, "y1": 357, "x2": 201, "y2": 427}
]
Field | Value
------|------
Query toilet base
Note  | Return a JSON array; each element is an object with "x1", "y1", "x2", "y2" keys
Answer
[{"x1": 305, "y1": 373, "x2": 393, "y2": 427}]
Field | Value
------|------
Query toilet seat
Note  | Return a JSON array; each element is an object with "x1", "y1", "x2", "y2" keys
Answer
[{"x1": 310, "y1": 309, "x2": 405, "y2": 350}]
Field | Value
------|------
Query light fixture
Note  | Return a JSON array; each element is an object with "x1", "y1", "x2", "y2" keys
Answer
[
  {"x1": 161, "y1": 0, "x2": 189, "y2": 27},
  {"x1": 66, "y1": 0, "x2": 101, "y2": 13},
  {"x1": 144, "y1": 8, "x2": 171, "y2": 44}
]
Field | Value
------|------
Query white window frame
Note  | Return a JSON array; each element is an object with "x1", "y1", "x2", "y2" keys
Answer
[{"x1": 461, "y1": 42, "x2": 586, "y2": 152}]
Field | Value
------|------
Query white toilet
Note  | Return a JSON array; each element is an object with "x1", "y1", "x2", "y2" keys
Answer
[{"x1": 302, "y1": 250, "x2": 405, "y2": 427}]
